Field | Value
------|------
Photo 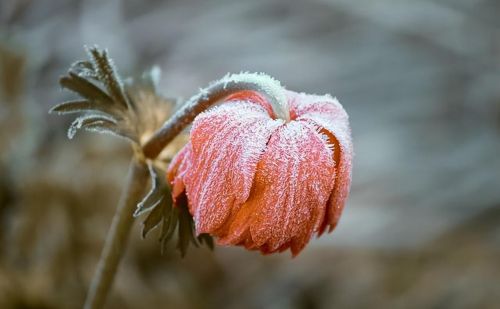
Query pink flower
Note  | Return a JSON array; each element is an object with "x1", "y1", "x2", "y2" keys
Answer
[{"x1": 168, "y1": 90, "x2": 353, "y2": 256}]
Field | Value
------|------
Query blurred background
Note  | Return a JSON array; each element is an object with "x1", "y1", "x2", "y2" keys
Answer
[{"x1": 1, "y1": 0, "x2": 500, "y2": 308}]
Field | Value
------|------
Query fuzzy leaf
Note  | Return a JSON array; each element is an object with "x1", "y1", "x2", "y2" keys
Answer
[
  {"x1": 134, "y1": 162, "x2": 166, "y2": 216},
  {"x1": 84, "y1": 122, "x2": 138, "y2": 143},
  {"x1": 87, "y1": 47, "x2": 131, "y2": 109},
  {"x1": 141, "y1": 200, "x2": 164, "y2": 238},
  {"x1": 138, "y1": 173, "x2": 214, "y2": 256},
  {"x1": 67, "y1": 114, "x2": 117, "y2": 139},
  {"x1": 60, "y1": 73, "x2": 113, "y2": 104},
  {"x1": 139, "y1": 162, "x2": 179, "y2": 247},
  {"x1": 70, "y1": 60, "x2": 94, "y2": 71},
  {"x1": 49, "y1": 99, "x2": 118, "y2": 116},
  {"x1": 54, "y1": 47, "x2": 176, "y2": 147},
  {"x1": 70, "y1": 60, "x2": 97, "y2": 80}
]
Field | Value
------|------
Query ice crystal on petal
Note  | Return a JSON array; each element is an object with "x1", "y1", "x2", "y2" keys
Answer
[
  {"x1": 185, "y1": 101, "x2": 283, "y2": 233},
  {"x1": 168, "y1": 89, "x2": 353, "y2": 256}
]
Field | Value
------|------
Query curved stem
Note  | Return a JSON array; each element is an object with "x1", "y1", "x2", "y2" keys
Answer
[
  {"x1": 142, "y1": 73, "x2": 288, "y2": 159},
  {"x1": 84, "y1": 158, "x2": 149, "y2": 309}
]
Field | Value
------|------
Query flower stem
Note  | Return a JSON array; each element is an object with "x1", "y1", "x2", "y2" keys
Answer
[
  {"x1": 84, "y1": 73, "x2": 287, "y2": 308},
  {"x1": 142, "y1": 73, "x2": 288, "y2": 159},
  {"x1": 84, "y1": 158, "x2": 149, "y2": 309}
]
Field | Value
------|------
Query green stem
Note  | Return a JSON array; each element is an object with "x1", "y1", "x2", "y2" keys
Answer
[{"x1": 84, "y1": 158, "x2": 149, "y2": 309}]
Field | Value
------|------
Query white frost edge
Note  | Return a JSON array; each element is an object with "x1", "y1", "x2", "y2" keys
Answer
[
  {"x1": 185, "y1": 72, "x2": 290, "y2": 122},
  {"x1": 221, "y1": 72, "x2": 289, "y2": 121}
]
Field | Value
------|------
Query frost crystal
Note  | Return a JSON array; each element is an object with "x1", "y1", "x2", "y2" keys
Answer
[
  {"x1": 184, "y1": 72, "x2": 290, "y2": 122},
  {"x1": 168, "y1": 88, "x2": 353, "y2": 256},
  {"x1": 219, "y1": 72, "x2": 290, "y2": 121}
]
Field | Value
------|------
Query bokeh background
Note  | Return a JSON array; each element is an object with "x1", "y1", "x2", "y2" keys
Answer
[{"x1": 1, "y1": 0, "x2": 500, "y2": 308}]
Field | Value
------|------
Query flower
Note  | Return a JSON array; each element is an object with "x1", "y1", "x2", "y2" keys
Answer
[{"x1": 167, "y1": 89, "x2": 352, "y2": 256}]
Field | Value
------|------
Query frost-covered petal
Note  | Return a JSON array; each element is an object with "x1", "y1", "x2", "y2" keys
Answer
[
  {"x1": 224, "y1": 90, "x2": 275, "y2": 118},
  {"x1": 289, "y1": 91, "x2": 353, "y2": 233},
  {"x1": 167, "y1": 143, "x2": 193, "y2": 204},
  {"x1": 185, "y1": 101, "x2": 283, "y2": 234},
  {"x1": 218, "y1": 120, "x2": 335, "y2": 256}
]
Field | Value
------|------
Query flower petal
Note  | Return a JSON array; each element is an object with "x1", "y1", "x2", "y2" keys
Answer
[
  {"x1": 185, "y1": 101, "x2": 283, "y2": 234},
  {"x1": 167, "y1": 143, "x2": 193, "y2": 206},
  {"x1": 219, "y1": 120, "x2": 335, "y2": 256},
  {"x1": 290, "y1": 91, "x2": 353, "y2": 234}
]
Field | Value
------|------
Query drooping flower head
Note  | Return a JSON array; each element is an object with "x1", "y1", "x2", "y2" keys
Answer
[{"x1": 168, "y1": 81, "x2": 353, "y2": 256}]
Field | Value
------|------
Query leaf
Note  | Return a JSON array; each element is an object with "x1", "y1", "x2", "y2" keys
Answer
[
  {"x1": 70, "y1": 60, "x2": 94, "y2": 71},
  {"x1": 49, "y1": 99, "x2": 118, "y2": 116},
  {"x1": 197, "y1": 234, "x2": 214, "y2": 250},
  {"x1": 87, "y1": 47, "x2": 131, "y2": 109},
  {"x1": 70, "y1": 60, "x2": 97, "y2": 80},
  {"x1": 175, "y1": 194, "x2": 200, "y2": 257},
  {"x1": 141, "y1": 200, "x2": 164, "y2": 238},
  {"x1": 59, "y1": 73, "x2": 113, "y2": 104},
  {"x1": 84, "y1": 122, "x2": 138, "y2": 143},
  {"x1": 139, "y1": 162, "x2": 179, "y2": 247},
  {"x1": 52, "y1": 47, "x2": 214, "y2": 256},
  {"x1": 67, "y1": 114, "x2": 117, "y2": 139},
  {"x1": 53, "y1": 46, "x2": 177, "y2": 146},
  {"x1": 160, "y1": 206, "x2": 178, "y2": 255},
  {"x1": 138, "y1": 179, "x2": 214, "y2": 256},
  {"x1": 177, "y1": 204, "x2": 194, "y2": 257},
  {"x1": 134, "y1": 162, "x2": 167, "y2": 217}
]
